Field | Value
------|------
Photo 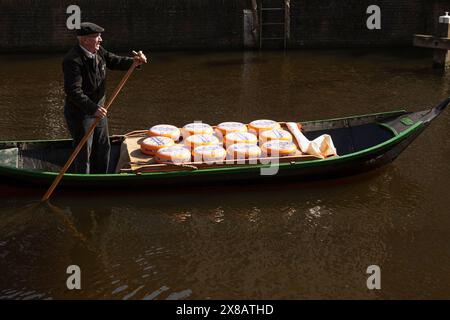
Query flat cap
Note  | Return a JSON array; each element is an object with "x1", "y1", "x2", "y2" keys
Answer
[{"x1": 76, "y1": 22, "x2": 105, "y2": 36}]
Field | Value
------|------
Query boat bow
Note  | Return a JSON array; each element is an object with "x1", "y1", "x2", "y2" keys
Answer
[{"x1": 421, "y1": 96, "x2": 450, "y2": 124}]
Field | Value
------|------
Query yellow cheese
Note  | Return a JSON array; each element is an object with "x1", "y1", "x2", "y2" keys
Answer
[
  {"x1": 261, "y1": 140, "x2": 298, "y2": 157},
  {"x1": 155, "y1": 145, "x2": 192, "y2": 164},
  {"x1": 216, "y1": 122, "x2": 247, "y2": 137},
  {"x1": 140, "y1": 136, "x2": 175, "y2": 156},
  {"x1": 248, "y1": 119, "x2": 281, "y2": 136},
  {"x1": 223, "y1": 132, "x2": 258, "y2": 147},
  {"x1": 226, "y1": 143, "x2": 262, "y2": 160},
  {"x1": 259, "y1": 128, "x2": 293, "y2": 144},
  {"x1": 192, "y1": 145, "x2": 227, "y2": 163},
  {"x1": 147, "y1": 124, "x2": 181, "y2": 141},
  {"x1": 184, "y1": 134, "x2": 220, "y2": 150},
  {"x1": 182, "y1": 123, "x2": 213, "y2": 138}
]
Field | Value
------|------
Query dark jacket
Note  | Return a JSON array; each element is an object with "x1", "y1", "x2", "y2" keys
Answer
[{"x1": 63, "y1": 45, "x2": 134, "y2": 116}]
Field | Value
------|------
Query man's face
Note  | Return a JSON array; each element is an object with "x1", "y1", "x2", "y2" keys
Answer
[{"x1": 80, "y1": 33, "x2": 102, "y2": 53}]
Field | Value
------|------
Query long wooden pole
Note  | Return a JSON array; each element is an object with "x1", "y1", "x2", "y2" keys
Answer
[{"x1": 41, "y1": 57, "x2": 139, "y2": 202}]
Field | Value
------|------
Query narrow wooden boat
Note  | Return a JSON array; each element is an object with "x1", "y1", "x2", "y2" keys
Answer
[{"x1": 1, "y1": 98, "x2": 449, "y2": 189}]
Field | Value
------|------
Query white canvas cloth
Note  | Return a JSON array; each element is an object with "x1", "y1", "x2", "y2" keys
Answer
[{"x1": 286, "y1": 123, "x2": 337, "y2": 159}]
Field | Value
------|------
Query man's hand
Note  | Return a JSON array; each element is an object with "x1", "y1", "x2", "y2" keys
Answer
[
  {"x1": 95, "y1": 106, "x2": 108, "y2": 119},
  {"x1": 133, "y1": 50, "x2": 148, "y2": 65}
]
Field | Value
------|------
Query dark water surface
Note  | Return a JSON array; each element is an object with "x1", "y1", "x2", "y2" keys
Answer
[{"x1": 1, "y1": 49, "x2": 450, "y2": 299}]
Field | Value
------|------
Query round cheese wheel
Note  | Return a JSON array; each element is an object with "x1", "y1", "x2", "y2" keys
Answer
[
  {"x1": 184, "y1": 134, "x2": 220, "y2": 150},
  {"x1": 216, "y1": 122, "x2": 247, "y2": 137},
  {"x1": 182, "y1": 123, "x2": 213, "y2": 138},
  {"x1": 261, "y1": 140, "x2": 298, "y2": 157},
  {"x1": 155, "y1": 145, "x2": 192, "y2": 164},
  {"x1": 248, "y1": 119, "x2": 281, "y2": 136},
  {"x1": 259, "y1": 128, "x2": 293, "y2": 144},
  {"x1": 192, "y1": 145, "x2": 226, "y2": 163},
  {"x1": 140, "y1": 136, "x2": 175, "y2": 156},
  {"x1": 226, "y1": 143, "x2": 262, "y2": 160},
  {"x1": 147, "y1": 124, "x2": 181, "y2": 141},
  {"x1": 224, "y1": 132, "x2": 258, "y2": 147}
]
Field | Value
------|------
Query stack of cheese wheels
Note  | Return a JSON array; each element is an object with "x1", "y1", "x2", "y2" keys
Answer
[
  {"x1": 223, "y1": 132, "x2": 258, "y2": 147},
  {"x1": 181, "y1": 123, "x2": 214, "y2": 139},
  {"x1": 192, "y1": 145, "x2": 227, "y2": 163},
  {"x1": 215, "y1": 122, "x2": 247, "y2": 141},
  {"x1": 140, "y1": 136, "x2": 175, "y2": 156},
  {"x1": 261, "y1": 140, "x2": 298, "y2": 157},
  {"x1": 259, "y1": 128, "x2": 293, "y2": 144},
  {"x1": 248, "y1": 119, "x2": 281, "y2": 137},
  {"x1": 184, "y1": 134, "x2": 220, "y2": 150},
  {"x1": 226, "y1": 143, "x2": 262, "y2": 160},
  {"x1": 147, "y1": 124, "x2": 181, "y2": 141},
  {"x1": 155, "y1": 145, "x2": 192, "y2": 164}
]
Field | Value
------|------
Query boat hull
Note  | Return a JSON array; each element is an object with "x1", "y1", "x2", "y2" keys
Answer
[{"x1": 0, "y1": 122, "x2": 426, "y2": 189}]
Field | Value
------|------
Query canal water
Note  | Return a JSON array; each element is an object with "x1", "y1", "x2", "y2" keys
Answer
[{"x1": 0, "y1": 49, "x2": 450, "y2": 299}]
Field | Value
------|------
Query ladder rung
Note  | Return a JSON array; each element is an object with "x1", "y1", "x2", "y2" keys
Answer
[{"x1": 261, "y1": 8, "x2": 283, "y2": 11}]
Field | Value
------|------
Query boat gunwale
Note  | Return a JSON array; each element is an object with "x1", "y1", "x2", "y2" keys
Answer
[{"x1": 300, "y1": 109, "x2": 407, "y2": 125}]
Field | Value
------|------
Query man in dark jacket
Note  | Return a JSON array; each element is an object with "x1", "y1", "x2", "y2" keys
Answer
[{"x1": 63, "y1": 22, "x2": 147, "y2": 174}]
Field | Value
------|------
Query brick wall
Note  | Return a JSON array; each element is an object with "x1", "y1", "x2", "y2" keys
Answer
[
  {"x1": 0, "y1": 0, "x2": 250, "y2": 52},
  {"x1": 290, "y1": 0, "x2": 423, "y2": 47},
  {"x1": 0, "y1": 0, "x2": 449, "y2": 52}
]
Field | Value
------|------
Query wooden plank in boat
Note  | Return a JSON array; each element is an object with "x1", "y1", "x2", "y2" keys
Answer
[{"x1": 125, "y1": 153, "x2": 322, "y2": 173}]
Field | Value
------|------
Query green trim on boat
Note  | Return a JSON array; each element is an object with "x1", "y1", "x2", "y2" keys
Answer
[{"x1": 400, "y1": 117, "x2": 415, "y2": 126}]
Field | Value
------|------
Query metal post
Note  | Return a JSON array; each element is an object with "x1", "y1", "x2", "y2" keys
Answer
[{"x1": 434, "y1": 12, "x2": 450, "y2": 69}]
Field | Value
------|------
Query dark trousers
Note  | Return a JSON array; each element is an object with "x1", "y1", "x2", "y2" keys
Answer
[{"x1": 64, "y1": 106, "x2": 111, "y2": 174}]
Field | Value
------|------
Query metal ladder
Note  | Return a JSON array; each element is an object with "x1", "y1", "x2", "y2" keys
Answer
[{"x1": 259, "y1": 0, "x2": 288, "y2": 49}]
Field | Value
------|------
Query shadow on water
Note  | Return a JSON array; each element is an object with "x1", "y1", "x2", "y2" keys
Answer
[{"x1": 0, "y1": 200, "x2": 107, "y2": 299}]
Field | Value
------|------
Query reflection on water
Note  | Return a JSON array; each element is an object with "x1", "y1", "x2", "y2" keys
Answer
[
  {"x1": 1, "y1": 166, "x2": 449, "y2": 299},
  {"x1": 1, "y1": 49, "x2": 450, "y2": 299}
]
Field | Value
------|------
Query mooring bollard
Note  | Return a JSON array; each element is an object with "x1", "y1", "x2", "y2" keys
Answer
[{"x1": 414, "y1": 12, "x2": 450, "y2": 69}]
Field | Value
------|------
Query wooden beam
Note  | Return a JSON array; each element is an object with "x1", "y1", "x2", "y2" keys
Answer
[{"x1": 413, "y1": 34, "x2": 450, "y2": 50}]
